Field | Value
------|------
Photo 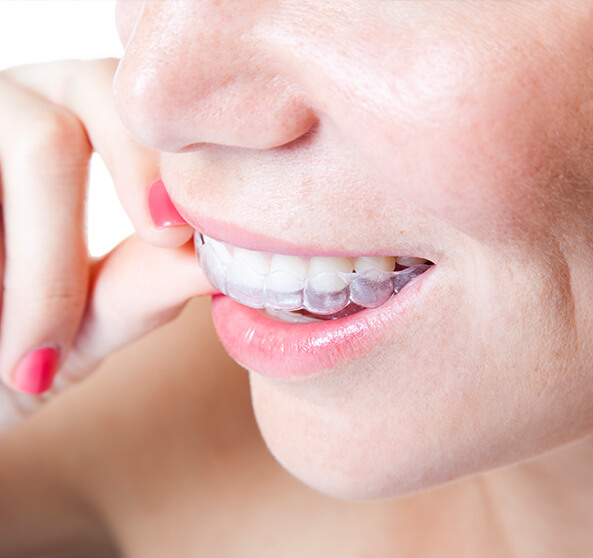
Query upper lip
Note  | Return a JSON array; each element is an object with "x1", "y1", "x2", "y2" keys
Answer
[{"x1": 181, "y1": 211, "x2": 440, "y2": 262}]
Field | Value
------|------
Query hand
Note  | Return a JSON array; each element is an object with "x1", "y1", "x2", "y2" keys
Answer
[{"x1": 0, "y1": 59, "x2": 213, "y2": 431}]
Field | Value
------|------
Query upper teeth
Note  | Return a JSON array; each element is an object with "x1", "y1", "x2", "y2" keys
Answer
[{"x1": 195, "y1": 233, "x2": 431, "y2": 318}]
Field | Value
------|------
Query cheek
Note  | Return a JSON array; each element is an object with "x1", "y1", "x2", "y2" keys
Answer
[
  {"x1": 387, "y1": 78, "x2": 588, "y2": 245},
  {"x1": 302, "y1": 21, "x2": 593, "y2": 246},
  {"x1": 359, "y1": 62, "x2": 583, "y2": 245}
]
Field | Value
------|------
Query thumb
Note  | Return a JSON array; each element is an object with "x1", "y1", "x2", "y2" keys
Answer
[{"x1": 56, "y1": 234, "x2": 215, "y2": 386}]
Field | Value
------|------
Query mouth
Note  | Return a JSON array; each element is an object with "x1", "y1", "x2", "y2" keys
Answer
[{"x1": 195, "y1": 232, "x2": 433, "y2": 322}]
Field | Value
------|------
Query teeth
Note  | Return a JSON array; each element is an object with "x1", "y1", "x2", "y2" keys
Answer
[
  {"x1": 209, "y1": 238, "x2": 233, "y2": 265},
  {"x1": 265, "y1": 307, "x2": 319, "y2": 323},
  {"x1": 396, "y1": 256, "x2": 427, "y2": 267},
  {"x1": 264, "y1": 271, "x2": 305, "y2": 311},
  {"x1": 304, "y1": 272, "x2": 350, "y2": 314},
  {"x1": 234, "y1": 247, "x2": 270, "y2": 275},
  {"x1": 354, "y1": 256, "x2": 396, "y2": 273},
  {"x1": 309, "y1": 256, "x2": 354, "y2": 275},
  {"x1": 226, "y1": 247, "x2": 273, "y2": 308},
  {"x1": 226, "y1": 257, "x2": 266, "y2": 308},
  {"x1": 265, "y1": 255, "x2": 308, "y2": 311},
  {"x1": 198, "y1": 238, "x2": 232, "y2": 294},
  {"x1": 194, "y1": 233, "x2": 431, "y2": 319},
  {"x1": 270, "y1": 254, "x2": 309, "y2": 278},
  {"x1": 349, "y1": 268, "x2": 394, "y2": 308},
  {"x1": 351, "y1": 256, "x2": 399, "y2": 307},
  {"x1": 303, "y1": 257, "x2": 354, "y2": 315}
]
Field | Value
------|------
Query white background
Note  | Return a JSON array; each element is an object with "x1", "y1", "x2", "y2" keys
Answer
[{"x1": 0, "y1": 1, "x2": 134, "y2": 257}]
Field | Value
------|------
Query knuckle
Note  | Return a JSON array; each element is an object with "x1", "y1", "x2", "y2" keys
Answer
[
  {"x1": 41, "y1": 283, "x2": 87, "y2": 308},
  {"x1": 31, "y1": 109, "x2": 88, "y2": 152},
  {"x1": 38, "y1": 284, "x2": 87, "y2": 310},
  {"x1": 5, "y1": 274, "x2": 87, "y2": 316},
  {"x1": 30, "y1": 287, "x2": 88, "y2": 325},
  {"x1": 13, "y1": 108, "x2": 90, "y2": 162}
]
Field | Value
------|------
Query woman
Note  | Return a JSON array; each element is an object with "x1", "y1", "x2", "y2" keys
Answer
[{"x1": 2, "y1": 1, "x2": 593, "y2": 555}]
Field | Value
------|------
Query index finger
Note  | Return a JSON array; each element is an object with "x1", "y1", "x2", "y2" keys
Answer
[{"x1": 3, "y1": 59, "x2": 193, "y2": 248}]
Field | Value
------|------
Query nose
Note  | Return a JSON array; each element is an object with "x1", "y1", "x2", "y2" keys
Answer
[{"x1": 113, "y1": 0, "x2": 316, "y2": 152}]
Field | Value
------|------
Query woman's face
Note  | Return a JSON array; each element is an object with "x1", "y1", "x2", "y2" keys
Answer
[{"x1": 114, "y1": 1, "x2": 593, "y2": 499}]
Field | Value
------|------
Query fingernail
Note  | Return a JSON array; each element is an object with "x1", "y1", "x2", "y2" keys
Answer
[
  {"x1": 147, "y1": 178, "x2": 187, "y2": 228},
  {"x1": 12, "y1": 347, "x2": 59, "y2": 395}
]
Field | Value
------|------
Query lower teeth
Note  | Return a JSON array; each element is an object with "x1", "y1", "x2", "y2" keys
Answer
[
  {"x1": 264, "y1": 308, "x2": 320, "y2": 323},
  {"x1": 265, "y1": 303, "x2": 368, "y2": 323},
  {"x1": 293, "y1": 303, "x2": 366, "y2": 321}
]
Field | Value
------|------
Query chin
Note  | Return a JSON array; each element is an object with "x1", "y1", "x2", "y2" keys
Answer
[
  {"x1": 255, "y1": 419, "x2": 457, "y2": 501},
  {"x1": 248, "y1": 371, "x2": 475, "y2": 501},
  {"x1": 248, "y1": 362, "x2": 576, "y2": 503}
]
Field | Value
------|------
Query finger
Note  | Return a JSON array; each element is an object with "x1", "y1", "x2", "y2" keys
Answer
[
  {"x1": 0, "y1": 79, "x2": 91, "y2": 394},
  {"x1": 2, "y1": 59, "x2": 193, "y2": 248},
  {"x1": 57, "y1": 235, "x2": 216, "y2": 385},
  {"x1": 0, "y1": 205, "x2": 5, "y2": 317}
]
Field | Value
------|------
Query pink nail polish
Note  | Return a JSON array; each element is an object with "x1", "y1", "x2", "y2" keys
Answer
[
  {"x1": 12, "y1": 347, "x2": 59, "y2": 395},
  {"x1": 147, "y1": 178, "x2": 187, "y2": 228}
]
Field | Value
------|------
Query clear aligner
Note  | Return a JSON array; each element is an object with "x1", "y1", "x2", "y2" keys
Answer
[{"x1": 195, "y1": 233, "x2": 431, "y2": 319}]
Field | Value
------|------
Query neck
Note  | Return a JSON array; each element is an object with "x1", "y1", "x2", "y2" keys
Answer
[
  {"x1": 482, "y1": 439, "x2": 593, "y2": 556},
  {"x1": 404, "y1": 438, "x2": 593, "y2": 557}
]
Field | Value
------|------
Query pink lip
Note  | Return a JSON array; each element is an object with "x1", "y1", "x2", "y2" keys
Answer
[
  {"x1": 181, "y1": 212, "x2": 437, "y2": 259},
  {"x1": 181, "y1": 213, "x2": 328, "y2": 256},
  {"x1": 211, "y1": 265, "x2": 438, "y2": 379}
]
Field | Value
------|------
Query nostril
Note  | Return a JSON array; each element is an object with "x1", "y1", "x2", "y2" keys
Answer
[
  {"x1": 114, "y1": 69, "x2": 318, "y2": 153},
  {"x1": 178, "y1": 114, "x2": 319, "y2": 153},
  {"x1": 174, "y1": 88, "x2": 318, "y2": 152}
]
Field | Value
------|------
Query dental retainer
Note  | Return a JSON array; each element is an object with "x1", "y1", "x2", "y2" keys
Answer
[{"x1": 195, "y1": 233, "x2": 431, "y2": 321}]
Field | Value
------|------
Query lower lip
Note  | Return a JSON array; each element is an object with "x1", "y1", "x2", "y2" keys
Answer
[{"x1": 211, "y1": 265, "x2": 438, "y2": 380}]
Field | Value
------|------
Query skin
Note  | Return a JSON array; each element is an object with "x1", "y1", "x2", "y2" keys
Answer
[
  {"x1": 114, "y1": 0, "x2": 593, "y2": 500},
  {"x1": 2, "y1": 0, "x2": 593, "y2": 555}
]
